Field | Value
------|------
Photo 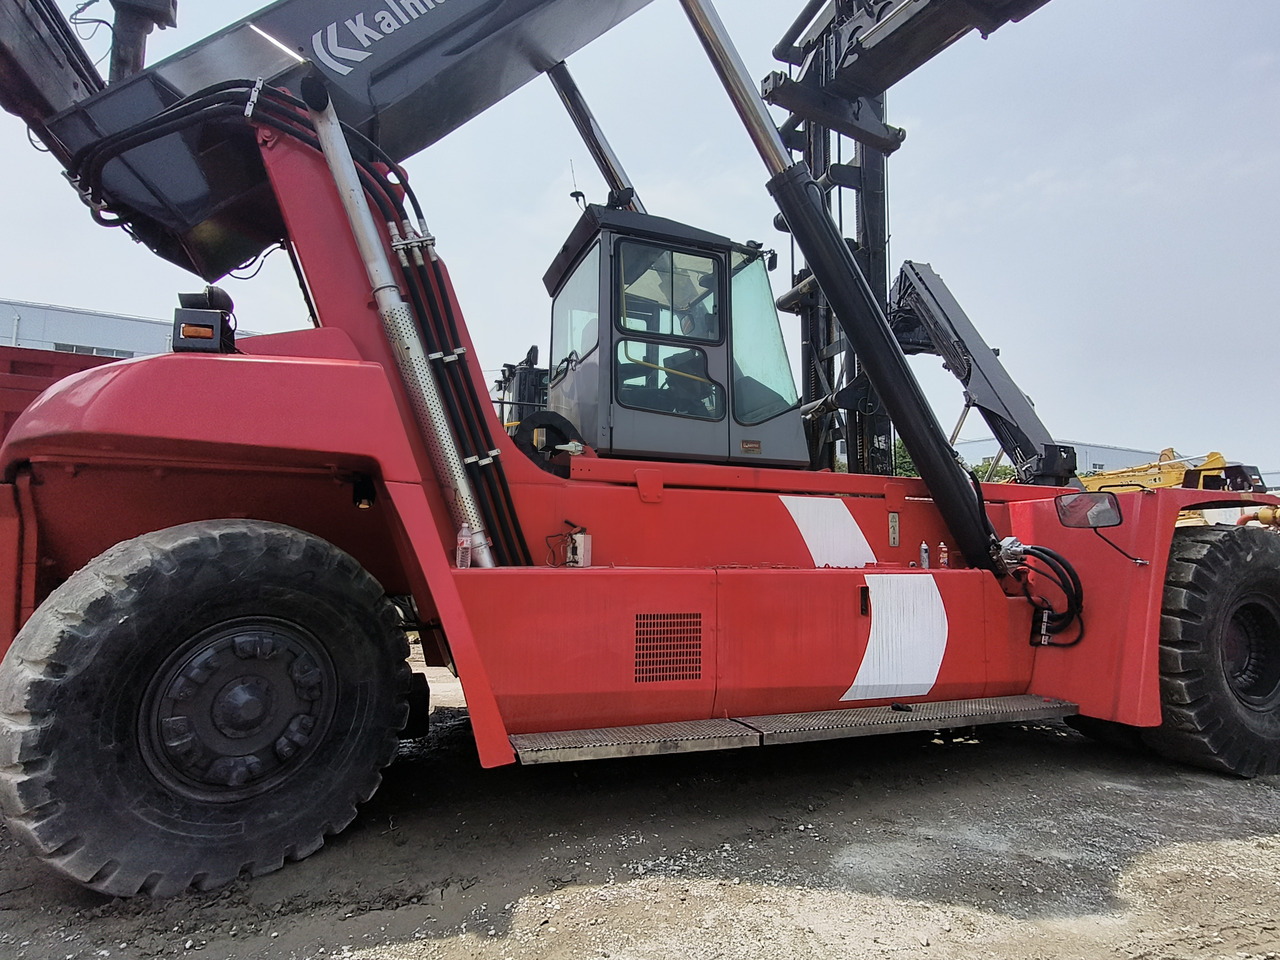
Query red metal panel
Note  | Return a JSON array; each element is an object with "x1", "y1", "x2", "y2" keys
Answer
[
  {"x1": 0, "y1": 346, "x2": 110, "y2": 380},
  {"x1": 451, "y1": 564, "x2": 1027, "y2": 735},
  {"x1": 504, "y1": 478, "x2": 969, "y2": 572},
  {"x1": 453, "y1": 567, "x2": 718, "y2": 734},
  {"x1": 0, "y1": 354, "x2": 422, "y2": 482},
  {"x1": 385, "y1": 482, "x2": 515, "y2": 766},
  {"x1": 255, "y1": 129, "x2": 400, "y2": 368},
  {"x1": 984, "y1": 590, "x2": 1037, "y2": 698},
  {"x1": 237, "y1": 327, "x2": 364, "y2": 361},
  {"x1": 0, "y1": 483, "x2": 19, "y2": 657},
  {"x1": 712, "y1": 568, "x2": 1018, "y2": 718},
  {"x1": 712, "y1": 568, "x2": 869, "y2": 717},
  {"x1": 0, "y1": 346, "x2": 111, "y2": 447},
  {"x1": 1007, "y1": 487, "x2": 1280, "y2": 726},
  {"x1": 18, "y1": 462, "x2": 415, "y2": 604}
]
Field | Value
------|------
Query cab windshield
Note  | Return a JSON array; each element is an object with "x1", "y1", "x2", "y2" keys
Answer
[{"x1": 730, "y1": 252, "x2": 798, "y2": 424}]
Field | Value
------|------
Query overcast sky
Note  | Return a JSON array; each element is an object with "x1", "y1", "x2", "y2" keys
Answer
[{"x1": 2, "y1": 0, "x2": 1278, "y2": 471}]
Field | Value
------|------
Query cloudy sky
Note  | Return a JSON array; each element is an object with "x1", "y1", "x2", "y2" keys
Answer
[{"x1": 2, "y1": 0, "x2": 1278, "y2": 471}]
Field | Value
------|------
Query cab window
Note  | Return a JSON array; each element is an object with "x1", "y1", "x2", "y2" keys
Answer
[
  {"x1": 550, "y1": 242, "x2": 600, "y2": 373},
  {"x1": 730, "y1": 252, "x2": 799, "y2": 424},
  {"x1": 618, "y1": 242, "x2": 719, "y2": 342},
  {"x1": 615, "y1": 339, "x2": 724, "y2": 420}
]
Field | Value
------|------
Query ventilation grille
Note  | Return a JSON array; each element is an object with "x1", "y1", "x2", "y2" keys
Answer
[{"x1": 635, "y1": 613, "x2": 702, "y2": 682}]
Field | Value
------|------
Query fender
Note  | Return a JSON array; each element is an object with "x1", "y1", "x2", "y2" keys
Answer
[
  {"x1": 1013, "y1": 486, "x2": 1280, "y2": 726},
  {"x1": 1, "y1": 349, "x2": 422, "y2": 480},
  {"x1": 0, "y1": 347, "x2": 516, "y2": 765}
]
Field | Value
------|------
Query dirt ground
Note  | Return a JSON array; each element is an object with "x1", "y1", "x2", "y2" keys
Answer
[{"x1": 2, "y1": 666, "x2": 1280, "y2": 960}]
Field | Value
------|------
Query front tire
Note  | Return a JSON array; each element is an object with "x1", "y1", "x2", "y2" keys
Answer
[
  {"x1": 0, "y1": 520, "x2": 410, "y2": 896},
  {"x1": 1143, "y1": 525, "x2": 1280, "y2": 776}
]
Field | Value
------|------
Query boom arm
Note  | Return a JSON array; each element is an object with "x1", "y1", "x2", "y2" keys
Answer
[
  {"x1": 891, "y1": 261, "x2": 1076, "y2": 486},
  {"x1": 0, "y1": 0, "x2": 104, "y2": 164}
]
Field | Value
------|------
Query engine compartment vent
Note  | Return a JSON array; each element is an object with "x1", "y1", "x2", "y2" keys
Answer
[{"x1": 635, "y1": 613, "x2": 702, "y2": 682}]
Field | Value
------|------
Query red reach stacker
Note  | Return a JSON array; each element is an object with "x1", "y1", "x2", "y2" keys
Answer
[{"x1": 0, "y1": 0, "x2": 1277, "y2": 897}]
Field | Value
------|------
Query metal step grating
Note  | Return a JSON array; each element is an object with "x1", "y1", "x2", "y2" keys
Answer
[
  {"x1": 509, "y1": 695, "x2": 1077, "y2": 763},
  {"x1": 737, "y1": 695, "x2": 1076, "y2": 745},
  {"x1": 511, "y1": 719, "x2": 758, "y2": 764}
]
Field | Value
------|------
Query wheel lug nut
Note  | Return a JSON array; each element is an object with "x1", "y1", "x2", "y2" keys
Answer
[
  {"x1": 290, "y1": 655, "x2": 323, "y2": 700},
  {"x1": 233, "y1": 634, "x2": 277, "y2": 660},
  {"x1": 207, "y1": 754, "x2": 263, "y2": 787},
  {"x1": 274, "y1": 713, "x2": 316, "y2": 761},
  {"x1": 180, "y1": 649, "x2": 221, "y2": 687},
  {"x1": 161, "y1": 716, "x2": 197, "y2": 756}
]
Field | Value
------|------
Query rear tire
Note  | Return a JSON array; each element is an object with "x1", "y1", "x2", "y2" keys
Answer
[
  {"x1": 0, "y1": 520, "x2": 410, "y2": 897},
  {"x1": 1142, "y1": 525, "x2": 1280, "y2": 777}
]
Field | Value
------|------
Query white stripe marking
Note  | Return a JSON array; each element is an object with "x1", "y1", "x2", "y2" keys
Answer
[
  {"x1": 780, "y1": 495, "x2": 876, "y2": 568},
  {"x1": 841, "y1": 574, "x2": 948, "y2": 701}
]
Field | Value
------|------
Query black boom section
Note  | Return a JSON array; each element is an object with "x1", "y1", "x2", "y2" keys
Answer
[
  {"x1": 891, "y1": 261, "x2": 1076, "y2": 486},
  {"x1": 0, "y1": 0, "x2": 104, "y2": 163},
  {"x1": 768, "y1": 163, "x2": 1000, "y2": 572},
  {"x1": 39, "y1": 0, "x2": 655, "y2": 279}
]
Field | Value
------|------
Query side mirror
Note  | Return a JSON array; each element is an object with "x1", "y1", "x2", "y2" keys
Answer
[{"x1": 1055, "y1": 491, "x2": 1123, "y2": 529}]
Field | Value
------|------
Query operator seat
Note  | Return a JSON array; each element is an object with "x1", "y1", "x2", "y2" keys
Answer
[{"x1": 664, "y1": 349, "x2": 721, "y2": 418}]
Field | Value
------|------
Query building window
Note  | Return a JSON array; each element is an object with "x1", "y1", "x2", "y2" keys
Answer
[
  {"x1": 53, "y1": 343, "x2": 134, "y2": 359},
  {"x1": 1091, "y1": 463, "x2": 1105, "y2": 471}
]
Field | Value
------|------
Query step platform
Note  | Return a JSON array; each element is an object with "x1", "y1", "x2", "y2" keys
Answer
[{"x1": 509, "y1": 694, "x2": 1076, "y2": 764}]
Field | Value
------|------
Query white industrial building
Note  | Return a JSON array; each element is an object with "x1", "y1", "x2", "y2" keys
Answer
[
  {"x1": 953, "y1": 438, "x2": 1161, "y2": 475},
  {"x1": 1, "y1": 297, "x2": 172, "y2": 358}
]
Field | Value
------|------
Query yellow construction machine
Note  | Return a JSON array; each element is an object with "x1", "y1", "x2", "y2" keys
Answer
[{"x1": 1080, "y1": 448, "x2": 1268, "y2": 525}]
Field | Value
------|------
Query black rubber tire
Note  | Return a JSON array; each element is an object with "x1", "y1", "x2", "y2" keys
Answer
[
  {"x1": 1142, "y1": 525, "x2": 1280, "y2": 777},
  {"x1": 0, "y1": 520, "x2": 410, "y2": 897}
]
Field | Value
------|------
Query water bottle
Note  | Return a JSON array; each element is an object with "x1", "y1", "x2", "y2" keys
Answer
[
  {"x1": 937, "y1": 541, "x2": 949, "y2": 568},
  {"x1": 456, "y1": 523, "x2": 472, "y2": 569},
  {"x1": 919, "y1": 540, "x2": 930, "y2": 569}
]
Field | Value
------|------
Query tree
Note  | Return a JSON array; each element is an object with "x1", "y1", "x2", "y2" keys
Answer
[
  {"x1": 895, "y1": 437, "x2": 1018, "y2": 483},
  {"x1": 975, "y1": 456, "x2": 1018, "y2": 483},
  {"x1": 893, "y1": 437, "x2": 919, "y2": 478}
]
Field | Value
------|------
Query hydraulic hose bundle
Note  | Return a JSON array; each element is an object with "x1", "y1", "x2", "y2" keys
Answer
[
  {"x1": 967, "y1": 472, "x2": 1084, "y2": 646},
  {"x1": 1012, "y1": 543, "x2": 1084, "y2": 646},
  {"x1": 67, "y1": 79, "x2": 531, "y2": 567}
]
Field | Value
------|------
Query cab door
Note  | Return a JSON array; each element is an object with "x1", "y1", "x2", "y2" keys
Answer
[{"x1": 607, "y1": 239, "x2": 730, "y2": 462}]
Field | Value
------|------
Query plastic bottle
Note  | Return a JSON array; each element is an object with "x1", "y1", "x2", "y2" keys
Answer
[
  {"x1": 919, "y1": 540, "x2": 930, "y2": 569},
  {"x1": 456, "y1": 522, "x2": 473, "y2": 569},
  {"x1": 937, "y1": 541, "x2": 949, "y2": 568}
]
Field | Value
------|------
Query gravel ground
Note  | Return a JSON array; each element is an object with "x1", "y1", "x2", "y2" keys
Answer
[{"x1": 2, "y1": 667, "x2": 1279, "y2": 960}]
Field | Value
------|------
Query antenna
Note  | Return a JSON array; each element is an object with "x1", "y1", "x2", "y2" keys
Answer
[{"x1": 569, "y1": 160, "x2": 585, "y2": 209}]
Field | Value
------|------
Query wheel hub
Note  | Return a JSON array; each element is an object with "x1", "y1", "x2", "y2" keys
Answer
[
  {"x1": 212, "y1": 676, "x2": 272, "y2": 737},
  {"x1": 1222, "y1": 596, "x2": 1280, "y2": 710},
  {"x1": 142, "y1": 620, "x2": 337, "y2": 802}
]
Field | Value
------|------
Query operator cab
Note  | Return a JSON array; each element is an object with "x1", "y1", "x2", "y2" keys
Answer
[{"x1": 543, "y1": 205, "x2": 806, "y2": 467}]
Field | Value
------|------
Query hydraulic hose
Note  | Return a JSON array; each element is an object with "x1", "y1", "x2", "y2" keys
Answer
[{"x1": 349, "y1": 154, "x2": 528, "y2": 565}]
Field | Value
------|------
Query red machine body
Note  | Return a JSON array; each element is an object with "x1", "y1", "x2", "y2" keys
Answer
[
  {"x1": 3, "y1": 0, "x2": 1277, "y2": 901},
  {"x1": 2, "y1": 132, "x2": 1268, "y2": 771}
]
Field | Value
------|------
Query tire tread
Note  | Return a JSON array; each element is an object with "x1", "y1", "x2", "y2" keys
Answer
[
  {"x1": 1142, "y1": 525, "x2": 1280, "y2": 777},
  {"x1": 0, "y1": 519, "x2": 411, "y2": 897}
]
